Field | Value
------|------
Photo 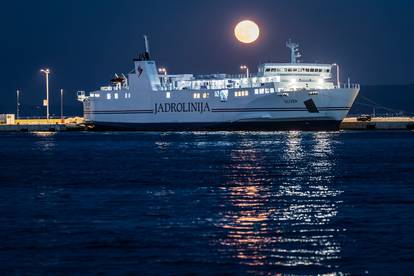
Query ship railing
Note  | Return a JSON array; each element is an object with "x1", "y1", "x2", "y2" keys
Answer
[
  {"x1": 192, "y1": 73, "x2": 261, "y2": 80},
  {"x1": 335, "y1": 83, "x2": 360, "y2": 89}
]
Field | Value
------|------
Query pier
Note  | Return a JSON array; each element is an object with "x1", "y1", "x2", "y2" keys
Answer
[
  {"x1": 341, "y1": 117, "x2": 414, "y2": 130},
  {"x1": 1, "y1": 115, "x2": 414, "y2": 132},
  {"x1": 0, "y1": 116, "x2": 85, "y2": 132}
]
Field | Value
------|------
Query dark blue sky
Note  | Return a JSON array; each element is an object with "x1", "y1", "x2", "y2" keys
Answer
[{"x1": 0, "y1": 0, "x2": 413, "y2": 114}]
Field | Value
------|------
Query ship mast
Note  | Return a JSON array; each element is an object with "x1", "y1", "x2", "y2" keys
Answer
[
  {"x1": 286, "y1": 39, "x2": 302, "y2": 64},
  {"x1": 144, "y1": 35, "x2": 150, "y2": 56},
  {"x1": 135, "y1": 35, "x2": 152, "y2": 61}
]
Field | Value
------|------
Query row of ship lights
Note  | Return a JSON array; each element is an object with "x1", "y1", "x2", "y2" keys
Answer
[{"x1": 157, "y1": 65, "x2": 334, "y2": 88}]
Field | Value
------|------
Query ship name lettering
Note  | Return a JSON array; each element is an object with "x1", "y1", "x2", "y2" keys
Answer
[
  {"x1": 284, "y1": 99, "x2": 298, "y2": 104},
  {"x1": 154, "y1": 102, "x2": 211, "y2": 114}
]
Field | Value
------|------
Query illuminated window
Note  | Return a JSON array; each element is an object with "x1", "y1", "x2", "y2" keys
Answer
[
  {"x1": 202, "y1": 93, "x2": 209, "y2": 99},
  {"x1": 220, "y1": 90, "x2": 228, "y2": 102},
  {"x1": 114, "y1": 93, "x2": 119, "y2": 99},
  {"x1": 259, "y1": 88, "x2": 265, "y2": 94},
  {"x1": 254, "y1": 89, "x2": 259, "y2": 95},
  {"x1": 270, "y1": 88, "x2": 275, "y2": 93},
  {"x1": 193, "y1": 93, "x2": 201, "y2": 99},
  {"x1": 235, "y1": 91, "x2": 249, "y2": 97},
  {"x1": 125, "y1": 93, "x2": 128, "y2": 98},
  {"x1": 214, "y1": 91, "x2": 220, "y2": 97},
  {"x1": 265, "y1": 88, "x2": 270, "y2": 94},
  {"x1": 166, "y1": 92, "x2": 171, "y2": 99},
  {"x1": 107, "y1": 93, "x2": 111, "y2": 100}
]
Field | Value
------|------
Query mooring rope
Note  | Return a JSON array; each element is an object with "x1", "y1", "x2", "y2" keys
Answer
[{"x1": 354, "y1": 95, "x2": 414, "y2": 116}]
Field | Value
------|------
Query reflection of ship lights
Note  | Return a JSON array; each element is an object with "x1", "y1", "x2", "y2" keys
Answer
[{"x1": 217, "y1": 132, "x2": 343, "y2": 269}]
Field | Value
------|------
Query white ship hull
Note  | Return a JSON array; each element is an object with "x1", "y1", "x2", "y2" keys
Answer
[{"x1": 83, "y1": 87, "x2": 359, "y2": 131}]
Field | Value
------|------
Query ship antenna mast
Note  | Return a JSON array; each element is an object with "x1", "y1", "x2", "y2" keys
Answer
[
  {"x1": 286, "y1": 39, "x2": 302, "y2": 64},
  {"x1": 144, "y1": 35, "x2": 150, "y2": 56}
]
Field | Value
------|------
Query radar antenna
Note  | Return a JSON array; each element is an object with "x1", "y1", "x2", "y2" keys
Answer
[{"x1": 286, "y1": 39, "x2": 302, "y2": 64}]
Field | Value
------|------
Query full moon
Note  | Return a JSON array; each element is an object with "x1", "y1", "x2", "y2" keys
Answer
[{"x1": 234, "y1": 20, "x2": 260, "y2": 44}]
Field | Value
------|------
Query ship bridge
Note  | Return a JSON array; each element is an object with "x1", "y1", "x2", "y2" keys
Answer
[{"x1": 258, "y1": 63, "x2": 332, "y2": 76}]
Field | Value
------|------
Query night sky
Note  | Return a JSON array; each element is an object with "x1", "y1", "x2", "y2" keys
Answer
[{"x1": 0, "y1": 0, "x2": 413, "y2": 115}]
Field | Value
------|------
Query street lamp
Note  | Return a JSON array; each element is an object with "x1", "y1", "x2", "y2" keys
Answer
[
  {"x1": 332, "y1": 63, "x2": 340, "y2": 88},
  {"x1": 40, "y1": 68, "x2": 51, "y2": 120},
  {"x1": 158, "y1": 67, "x2": 168, "y2": 89},
  {"x1": 60, "y1": 89, "x2": 64, "y2": 123},
  {"x1": 158, "y1": 67, "x2": 167, "y2": 77},
  {"x1": 240, "y1": 65, "x2": 249, "y2": 79},
  {"x1": 16, "y1": 90, "x2": 20, "y2": 119}
]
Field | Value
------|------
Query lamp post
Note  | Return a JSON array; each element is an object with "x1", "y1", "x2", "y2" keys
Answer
[
  {"x1": 240, "y1": 65, "x2": 250, "y2": 87},
  {"x1": 158, "y1": 67, "x2": 168, "y2": 89},
  {"x1": 16, "y1": 90, "x2": 20, "y2": 119},
  {"x1": 40, "y1": 68, "x2": 51, "y2": 120},
  {"x1": 240, "y1": 65, "x2": 249, "y2": 79},
  {"x1": 60, "y1": 89, "x2": 64, "y2": 123},
  {"x1": 333, "y1": 63, "x2": 340, "y2": 88}
]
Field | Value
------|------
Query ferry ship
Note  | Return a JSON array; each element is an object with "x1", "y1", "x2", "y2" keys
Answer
[{"x1": 78, "y1": 37, "x2": 360, "y2": 131}]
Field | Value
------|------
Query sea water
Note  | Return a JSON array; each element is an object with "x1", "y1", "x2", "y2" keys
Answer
[{"x1": 0, "y1": 131, "x2": 413, "y2": 275}]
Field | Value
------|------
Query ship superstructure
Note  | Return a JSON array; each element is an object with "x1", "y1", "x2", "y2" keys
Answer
[{"x1": 78, "y1": 37, "x2": 360, "y2": 130}]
